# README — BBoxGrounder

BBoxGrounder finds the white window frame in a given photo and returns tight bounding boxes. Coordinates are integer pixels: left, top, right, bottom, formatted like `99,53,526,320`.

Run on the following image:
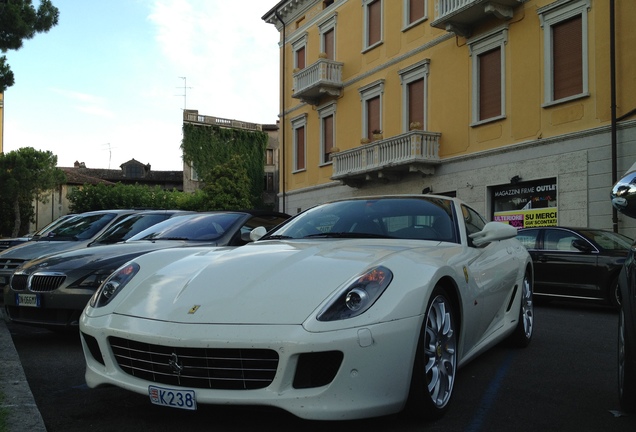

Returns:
318,103,337,165
291,114,307,173
538,0,590,106
190,163,199,182
402,0,428,31
359,80,385,137
468,26,508,126
291,32,308,70
318,12,338,59
399,59,430,132
362,0,383,52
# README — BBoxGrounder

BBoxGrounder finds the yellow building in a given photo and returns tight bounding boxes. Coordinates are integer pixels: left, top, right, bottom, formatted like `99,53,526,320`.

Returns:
263,0,636,236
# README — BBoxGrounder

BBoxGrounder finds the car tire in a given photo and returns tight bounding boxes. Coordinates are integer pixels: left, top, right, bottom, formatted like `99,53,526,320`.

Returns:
405,287,457,420
619,307,636,413
507,270,534,348
610,277,621,309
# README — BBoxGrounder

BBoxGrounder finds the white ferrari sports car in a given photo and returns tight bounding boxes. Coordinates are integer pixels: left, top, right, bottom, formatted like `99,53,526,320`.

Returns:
80,195,534,421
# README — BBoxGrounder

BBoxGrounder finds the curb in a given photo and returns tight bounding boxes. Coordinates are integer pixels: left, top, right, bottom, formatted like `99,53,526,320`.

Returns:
0,308,47,432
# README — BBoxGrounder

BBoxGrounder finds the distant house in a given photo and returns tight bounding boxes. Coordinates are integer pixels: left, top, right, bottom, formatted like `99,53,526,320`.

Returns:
31,159,183,231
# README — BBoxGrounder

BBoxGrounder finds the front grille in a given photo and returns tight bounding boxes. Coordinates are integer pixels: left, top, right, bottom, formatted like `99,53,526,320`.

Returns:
11,273,66,292
5,305,81,326
109,337,279,390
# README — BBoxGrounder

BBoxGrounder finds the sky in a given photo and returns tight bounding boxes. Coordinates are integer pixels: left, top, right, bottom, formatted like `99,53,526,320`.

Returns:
3,0,281,171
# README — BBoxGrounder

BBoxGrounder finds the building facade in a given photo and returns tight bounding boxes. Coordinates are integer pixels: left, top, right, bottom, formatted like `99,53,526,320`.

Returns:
263,0,636,237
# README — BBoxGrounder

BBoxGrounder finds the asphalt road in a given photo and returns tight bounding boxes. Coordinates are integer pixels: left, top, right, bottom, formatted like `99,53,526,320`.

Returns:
7,302,636,432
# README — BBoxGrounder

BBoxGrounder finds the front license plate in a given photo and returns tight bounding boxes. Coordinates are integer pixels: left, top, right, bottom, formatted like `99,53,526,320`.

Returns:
148,385,197,411
16,293,40,307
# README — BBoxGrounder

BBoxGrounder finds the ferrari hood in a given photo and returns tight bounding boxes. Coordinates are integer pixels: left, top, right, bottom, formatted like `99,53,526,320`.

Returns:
113,240,443,325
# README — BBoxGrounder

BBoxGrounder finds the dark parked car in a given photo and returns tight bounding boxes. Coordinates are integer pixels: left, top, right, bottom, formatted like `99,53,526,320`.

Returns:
3,210,289,329
0,210,140,289
611,163,636,413
0,214,76,251
517,226,632,308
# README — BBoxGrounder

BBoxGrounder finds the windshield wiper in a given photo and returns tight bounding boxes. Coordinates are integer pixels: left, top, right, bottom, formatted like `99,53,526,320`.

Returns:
264,235,293,240
303,232,391,239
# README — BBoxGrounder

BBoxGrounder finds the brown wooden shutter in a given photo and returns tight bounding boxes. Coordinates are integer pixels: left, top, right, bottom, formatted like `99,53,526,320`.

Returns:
296,46,306,70
323,114,334,161
408,78,424,127
367,96,380,138
479,47,501,121
552,15,583,100
296,126,305,170
368,0,381,46
409,0,425,24
324,29,334,60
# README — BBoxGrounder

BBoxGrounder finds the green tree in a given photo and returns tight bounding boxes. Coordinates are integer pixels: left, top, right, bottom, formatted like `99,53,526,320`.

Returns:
202,155,253,210
0,0,59,92
181,124,267,208
0,147,66,236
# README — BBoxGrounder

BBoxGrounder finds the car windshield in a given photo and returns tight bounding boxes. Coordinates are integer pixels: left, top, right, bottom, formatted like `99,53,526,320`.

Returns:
128,213,243,242
266,197,458,242
578,229,633,250
39,213,118,241
91,213,175,245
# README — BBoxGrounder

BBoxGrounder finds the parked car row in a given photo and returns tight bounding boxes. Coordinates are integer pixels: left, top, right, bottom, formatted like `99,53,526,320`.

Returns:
2,209,289,329
4,176,636,421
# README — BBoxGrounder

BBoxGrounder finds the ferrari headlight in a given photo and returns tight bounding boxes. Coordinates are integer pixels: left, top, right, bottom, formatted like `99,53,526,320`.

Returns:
317,266,393,321
89,263,139,308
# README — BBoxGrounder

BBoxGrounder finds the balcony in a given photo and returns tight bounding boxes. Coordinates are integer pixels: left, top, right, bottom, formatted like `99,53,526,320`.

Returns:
292,58,344,105
183,110,262,132
331,131,441,188
431,0,527,37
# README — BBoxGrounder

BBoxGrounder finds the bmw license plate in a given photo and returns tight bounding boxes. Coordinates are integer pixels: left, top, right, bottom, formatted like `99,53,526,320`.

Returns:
16,293,40,307
148,385,197,411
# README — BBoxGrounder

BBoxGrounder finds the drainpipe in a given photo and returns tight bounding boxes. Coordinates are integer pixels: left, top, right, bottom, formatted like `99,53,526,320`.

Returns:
610,0,618,232
275,8,286,214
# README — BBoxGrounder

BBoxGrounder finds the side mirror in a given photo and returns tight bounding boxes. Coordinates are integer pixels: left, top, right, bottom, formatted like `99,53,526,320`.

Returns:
250,226,268,242
469,222,518,247
611,162,636,219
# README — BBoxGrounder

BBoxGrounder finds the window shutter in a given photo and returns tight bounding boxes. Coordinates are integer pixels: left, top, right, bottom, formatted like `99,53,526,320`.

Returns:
324,29,334,60
552,15,582,100
367,96,380,138
323,115,334,161
368,0,381,46
296,126,305,170
479,47,501,121
409,0,425,24
296,46,306,70
408,78,424,127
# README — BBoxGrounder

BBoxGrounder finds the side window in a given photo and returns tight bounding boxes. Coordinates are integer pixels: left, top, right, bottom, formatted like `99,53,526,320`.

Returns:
462,205,486,247
517,230,540,250
543,229,582,251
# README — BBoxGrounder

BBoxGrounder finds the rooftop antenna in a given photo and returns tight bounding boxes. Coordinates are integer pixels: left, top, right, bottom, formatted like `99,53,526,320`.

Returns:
177,77,192,110
100,143,114,169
